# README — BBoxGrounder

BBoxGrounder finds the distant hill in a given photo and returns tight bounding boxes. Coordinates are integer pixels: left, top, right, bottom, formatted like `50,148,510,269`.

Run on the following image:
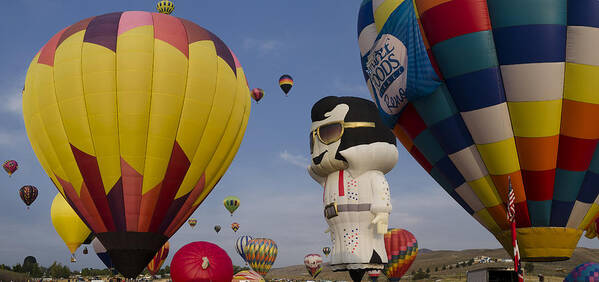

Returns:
265,247,599,281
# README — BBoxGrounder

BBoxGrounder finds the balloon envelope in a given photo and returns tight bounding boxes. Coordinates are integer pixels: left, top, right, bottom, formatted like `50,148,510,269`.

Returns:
170,241,233,282
214,225,221,233
224,196,240,215
565,263,599,282
250,88,264,102
23,11,250,277
278,75,293,95
304,254,323,278
3,160,18,176
147,241,169,275
232,270,264,281
322,247,331,257
19,185,37,208
244,238,277,276
231,222,240,232
235,235,253,263
188,218,197,228
383,229,418,280
357,0,599,261
51,193,91,254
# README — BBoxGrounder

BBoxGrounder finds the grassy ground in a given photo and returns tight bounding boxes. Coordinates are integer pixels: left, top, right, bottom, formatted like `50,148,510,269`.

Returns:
0,269,30,282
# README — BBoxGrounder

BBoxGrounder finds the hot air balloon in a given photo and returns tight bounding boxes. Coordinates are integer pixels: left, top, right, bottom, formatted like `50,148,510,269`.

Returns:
232,270,264,281
214,225,221,234
156,0,174,15
250,88,264,103
23,256,37,267
147,241,169,275
367,270,381,282
322,247,331,257
244,238,277,276
92,238,114,271
231,222,240,233
19,185,38,209
51,193,92,256
224,196,240,216
188,218,197,228
3,160,18,176
235,235,253,263
83,247,89,255
278,75,293,95
358,0,599,262
170,241,234,282
304,254,323,279
383,229,418,281
23,10,250,277
565,263,599,282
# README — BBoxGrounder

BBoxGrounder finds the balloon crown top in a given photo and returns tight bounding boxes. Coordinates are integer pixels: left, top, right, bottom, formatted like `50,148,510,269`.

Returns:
156,0,174,15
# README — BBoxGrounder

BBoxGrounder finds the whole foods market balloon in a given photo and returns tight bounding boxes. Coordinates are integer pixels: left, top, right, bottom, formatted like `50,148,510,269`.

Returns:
244,238,277,276
383,229,417,281
51,193,92,255
224,196,240,216
251,88,264,103
357,0,599,261
3,160,18,176
214,225,221,234
278,75,293,95
23,11,250,277
304,254,322,278
19,185,38,209
188,218,197,228
147,241,169,275
235,235,252,263
322,247,330,257
564,262,599,282
170,241,234,282
231,222,240,233
232,270,264,281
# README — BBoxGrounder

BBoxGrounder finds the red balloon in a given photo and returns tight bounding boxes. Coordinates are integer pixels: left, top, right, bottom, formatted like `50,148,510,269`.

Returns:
170,241,233,282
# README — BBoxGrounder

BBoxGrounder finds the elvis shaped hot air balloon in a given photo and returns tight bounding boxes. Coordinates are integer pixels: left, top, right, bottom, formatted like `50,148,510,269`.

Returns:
308,96,397,279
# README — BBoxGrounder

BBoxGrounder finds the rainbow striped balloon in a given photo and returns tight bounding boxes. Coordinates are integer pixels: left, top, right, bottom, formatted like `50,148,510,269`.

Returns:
383,228,418,281
146,241,169,275
243,238,278,276
358,0,599,262
278,74,293,95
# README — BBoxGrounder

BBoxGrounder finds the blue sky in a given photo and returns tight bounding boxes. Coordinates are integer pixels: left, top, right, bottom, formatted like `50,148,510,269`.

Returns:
0,0,597,271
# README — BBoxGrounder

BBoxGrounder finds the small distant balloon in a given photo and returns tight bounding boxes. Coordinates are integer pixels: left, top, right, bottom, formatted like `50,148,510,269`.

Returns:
156,0,174,15
250,88,264,103
304,254,323,278
19,185,38,209
224,196,240,216
214,225,221,234
279,75,293,95
231,222,240,233
3,160,18,176
322,247,330,257
188,218,197,228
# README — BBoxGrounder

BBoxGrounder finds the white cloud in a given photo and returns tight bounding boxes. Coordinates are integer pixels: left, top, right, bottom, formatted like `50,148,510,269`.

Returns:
243,37,284,55
280,150,309,168
3,94,23,115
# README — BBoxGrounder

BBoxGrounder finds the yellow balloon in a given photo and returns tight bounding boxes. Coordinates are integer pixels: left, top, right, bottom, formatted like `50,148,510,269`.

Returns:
51,193,91,254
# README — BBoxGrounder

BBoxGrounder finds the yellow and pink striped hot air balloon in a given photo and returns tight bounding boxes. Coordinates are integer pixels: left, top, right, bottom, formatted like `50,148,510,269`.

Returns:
23,11,250,277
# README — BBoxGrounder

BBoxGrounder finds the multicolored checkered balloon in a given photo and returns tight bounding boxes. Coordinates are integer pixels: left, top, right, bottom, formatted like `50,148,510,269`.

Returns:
243,238,278,276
